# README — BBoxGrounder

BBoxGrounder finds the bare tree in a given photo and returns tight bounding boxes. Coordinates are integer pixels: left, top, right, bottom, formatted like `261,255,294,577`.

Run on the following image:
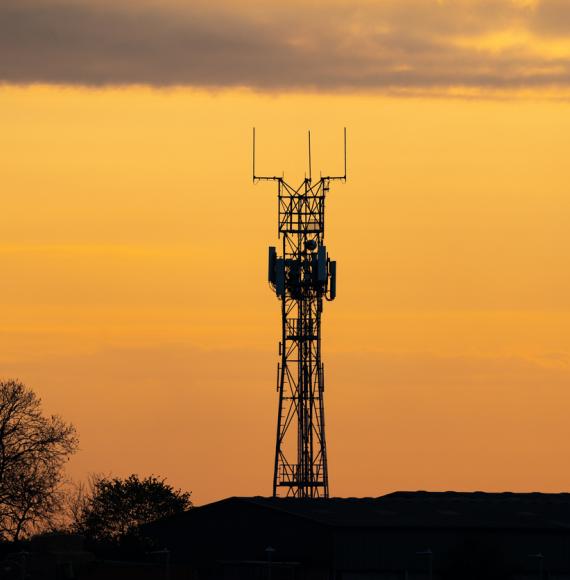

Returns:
0,379,78,540
66,473,101,533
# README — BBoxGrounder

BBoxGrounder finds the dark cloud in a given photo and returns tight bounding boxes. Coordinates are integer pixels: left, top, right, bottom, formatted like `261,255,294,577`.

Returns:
531,0,570,35
1,0,570,91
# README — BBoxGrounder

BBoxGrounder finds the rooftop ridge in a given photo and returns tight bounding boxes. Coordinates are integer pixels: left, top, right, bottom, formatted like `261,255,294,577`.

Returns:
237,490,570,502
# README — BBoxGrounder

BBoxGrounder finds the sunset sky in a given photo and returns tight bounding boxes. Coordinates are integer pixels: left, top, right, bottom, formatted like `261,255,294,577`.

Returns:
1,0,570,505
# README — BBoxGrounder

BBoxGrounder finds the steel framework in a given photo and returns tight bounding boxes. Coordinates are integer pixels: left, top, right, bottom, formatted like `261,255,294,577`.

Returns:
254,129,346,498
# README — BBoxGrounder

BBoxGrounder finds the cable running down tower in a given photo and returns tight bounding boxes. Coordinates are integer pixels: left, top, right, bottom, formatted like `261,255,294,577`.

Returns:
254,129,347,498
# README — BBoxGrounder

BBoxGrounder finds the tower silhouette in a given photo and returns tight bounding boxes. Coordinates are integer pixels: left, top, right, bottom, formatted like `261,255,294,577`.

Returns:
254,129,347,498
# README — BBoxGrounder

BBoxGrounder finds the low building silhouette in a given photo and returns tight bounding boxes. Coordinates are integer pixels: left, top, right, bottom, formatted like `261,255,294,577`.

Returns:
145,491,570,579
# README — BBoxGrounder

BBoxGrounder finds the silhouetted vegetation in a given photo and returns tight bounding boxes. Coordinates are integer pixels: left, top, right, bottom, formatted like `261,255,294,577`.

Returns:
70,473,192,554
0,379,78,541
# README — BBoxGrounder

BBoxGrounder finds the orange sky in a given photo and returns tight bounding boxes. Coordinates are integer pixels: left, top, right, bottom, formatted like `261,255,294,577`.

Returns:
1,85,569,504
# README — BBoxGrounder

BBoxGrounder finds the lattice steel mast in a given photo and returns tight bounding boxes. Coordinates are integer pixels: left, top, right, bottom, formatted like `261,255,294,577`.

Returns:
254,129,347,498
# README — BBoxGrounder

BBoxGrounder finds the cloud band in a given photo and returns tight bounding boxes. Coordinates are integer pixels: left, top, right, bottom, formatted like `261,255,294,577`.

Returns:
1,0,570,91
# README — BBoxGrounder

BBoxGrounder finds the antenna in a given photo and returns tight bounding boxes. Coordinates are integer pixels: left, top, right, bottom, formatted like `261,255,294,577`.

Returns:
253,127,347,182
344,126,347,180
321,127,347,181
308,130,312,183
252,127,281,182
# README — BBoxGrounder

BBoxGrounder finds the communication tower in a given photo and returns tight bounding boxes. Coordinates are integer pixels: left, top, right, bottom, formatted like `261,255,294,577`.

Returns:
253,129,347,498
